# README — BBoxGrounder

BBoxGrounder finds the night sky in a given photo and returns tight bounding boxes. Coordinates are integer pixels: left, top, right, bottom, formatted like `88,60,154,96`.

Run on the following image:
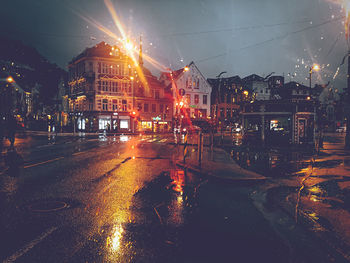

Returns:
0,0,348,90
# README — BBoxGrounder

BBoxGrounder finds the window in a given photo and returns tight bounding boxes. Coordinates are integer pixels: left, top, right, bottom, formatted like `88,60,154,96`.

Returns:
137,103,142,111
89,100,93,111
102,99,108,111
120,120,129,129
220,108,224,118
98,62,101,73
186,94,191,104
226,108,231,118
152,104,156,113
122,100,127,111
226,94,230,104
112,99,118,111
194,94,199,104
144,103,149,112
99,118,111,130
155,90,160,99
160,104,164,113
203,95,207,105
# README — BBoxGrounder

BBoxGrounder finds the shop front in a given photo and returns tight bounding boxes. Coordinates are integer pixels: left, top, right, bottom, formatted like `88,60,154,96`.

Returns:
139,119,171,133
242,100,315,146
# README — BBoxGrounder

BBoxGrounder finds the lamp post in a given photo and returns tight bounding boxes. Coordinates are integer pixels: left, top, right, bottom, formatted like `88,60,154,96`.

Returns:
345,1,350,148
216,71,227,142
309,64,320,89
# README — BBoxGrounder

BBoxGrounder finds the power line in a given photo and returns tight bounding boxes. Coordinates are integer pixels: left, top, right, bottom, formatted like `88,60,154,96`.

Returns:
158,19,312,38
196,16,344,64
325,32,342,59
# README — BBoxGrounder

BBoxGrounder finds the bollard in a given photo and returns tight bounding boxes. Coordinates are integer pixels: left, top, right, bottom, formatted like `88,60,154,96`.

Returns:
198,131,203,167
183,132,188,164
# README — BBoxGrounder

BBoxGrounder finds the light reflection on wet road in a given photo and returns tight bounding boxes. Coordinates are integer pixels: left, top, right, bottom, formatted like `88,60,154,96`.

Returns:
232,133,350,260
1,132,350,262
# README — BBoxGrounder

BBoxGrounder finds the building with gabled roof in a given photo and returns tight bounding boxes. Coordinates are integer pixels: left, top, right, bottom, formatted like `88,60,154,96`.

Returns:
160,61,212,129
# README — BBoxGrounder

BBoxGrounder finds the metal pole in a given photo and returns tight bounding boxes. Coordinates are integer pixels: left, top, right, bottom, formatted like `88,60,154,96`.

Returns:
345,51,350,149
183,132,188,164
309,69,312,89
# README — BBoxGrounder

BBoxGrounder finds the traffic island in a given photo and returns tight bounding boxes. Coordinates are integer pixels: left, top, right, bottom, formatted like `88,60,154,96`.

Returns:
175,146,266,184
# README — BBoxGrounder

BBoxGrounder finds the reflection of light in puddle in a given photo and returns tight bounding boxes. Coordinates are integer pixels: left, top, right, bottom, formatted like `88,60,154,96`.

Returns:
308,186,323,195
307,212,319,220
310,195,320,202
107,224,124,252
177,194,183,205
120,135,129,142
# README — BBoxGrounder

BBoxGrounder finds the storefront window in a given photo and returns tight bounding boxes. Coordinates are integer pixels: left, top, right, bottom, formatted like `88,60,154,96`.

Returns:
120,120,129,129
99,118,111,130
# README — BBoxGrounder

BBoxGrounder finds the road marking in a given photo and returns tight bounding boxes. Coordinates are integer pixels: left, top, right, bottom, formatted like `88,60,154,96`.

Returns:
153,207,163,225
36,144,53,149
72,151,85,156
24,157,64,169
159,139,167,143
3,226,58,263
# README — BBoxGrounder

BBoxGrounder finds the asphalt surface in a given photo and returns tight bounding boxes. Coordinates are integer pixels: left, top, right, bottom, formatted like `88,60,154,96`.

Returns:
0,132,349,262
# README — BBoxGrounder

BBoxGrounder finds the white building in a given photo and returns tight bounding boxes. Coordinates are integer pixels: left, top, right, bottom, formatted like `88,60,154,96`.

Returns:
242,74,270,101
160,61,211,121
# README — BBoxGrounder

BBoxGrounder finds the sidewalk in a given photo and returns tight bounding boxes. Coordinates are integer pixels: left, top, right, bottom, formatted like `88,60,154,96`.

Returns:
175,145,266,183
25,130,137,137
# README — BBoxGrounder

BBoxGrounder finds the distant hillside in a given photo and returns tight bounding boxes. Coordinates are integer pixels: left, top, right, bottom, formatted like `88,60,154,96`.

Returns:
0,37,67,104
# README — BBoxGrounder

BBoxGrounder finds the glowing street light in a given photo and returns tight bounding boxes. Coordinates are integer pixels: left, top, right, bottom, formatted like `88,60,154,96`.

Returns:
125,41,133,51
6,76,14,83
184,66,189,72
309,63,320,89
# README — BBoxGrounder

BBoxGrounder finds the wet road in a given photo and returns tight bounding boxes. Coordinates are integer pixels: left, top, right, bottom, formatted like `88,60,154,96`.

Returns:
0,132,347,262
231,132,350,261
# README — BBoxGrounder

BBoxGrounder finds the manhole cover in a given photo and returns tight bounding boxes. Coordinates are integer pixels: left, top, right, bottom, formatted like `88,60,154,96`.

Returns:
28,201,69,212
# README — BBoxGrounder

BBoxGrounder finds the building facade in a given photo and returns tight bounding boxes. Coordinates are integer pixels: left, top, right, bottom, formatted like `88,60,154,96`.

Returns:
160,62,211,128
134,67,173,133
68,41,172,133
242,74,270,101
208,75,248,127
68,42,140,132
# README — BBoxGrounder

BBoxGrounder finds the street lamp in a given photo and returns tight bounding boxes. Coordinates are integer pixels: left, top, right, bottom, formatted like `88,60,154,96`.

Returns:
6,76,14,83
309,64,320,89
345,0,350,148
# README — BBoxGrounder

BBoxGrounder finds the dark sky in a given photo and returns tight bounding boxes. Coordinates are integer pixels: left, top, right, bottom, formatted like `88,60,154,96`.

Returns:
0,0,348,90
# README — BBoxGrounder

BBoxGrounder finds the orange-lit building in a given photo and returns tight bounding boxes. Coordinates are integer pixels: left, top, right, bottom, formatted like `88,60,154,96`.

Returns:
68,41,172,133
134,66,173,133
